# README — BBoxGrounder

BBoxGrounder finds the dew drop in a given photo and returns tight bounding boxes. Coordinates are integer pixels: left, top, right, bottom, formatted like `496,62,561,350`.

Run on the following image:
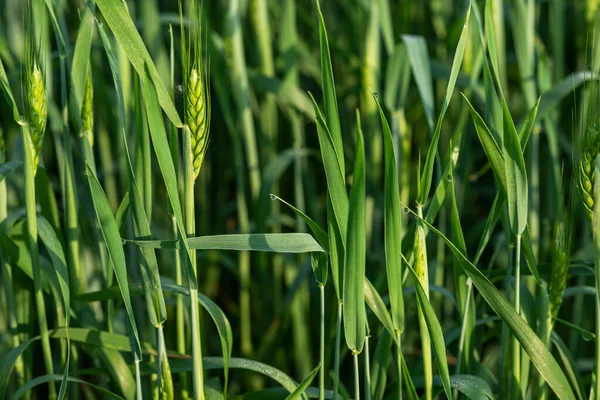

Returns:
177,84,184,94
446,175,452,182
121,239,126,245
404,207,410,214
373,92,379,99
269,194,277,201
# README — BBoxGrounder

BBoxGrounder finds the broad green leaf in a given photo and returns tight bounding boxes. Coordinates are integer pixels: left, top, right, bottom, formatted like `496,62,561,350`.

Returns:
407,209,576,400
416,4,471,205
94,0,182,127
406,263,452,399
343,112,366,354
375,94,404,335
284,364,320,400
86,165,142,361
125,233,325,253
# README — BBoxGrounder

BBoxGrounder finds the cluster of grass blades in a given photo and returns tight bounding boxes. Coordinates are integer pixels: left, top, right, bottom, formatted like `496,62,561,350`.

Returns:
2,0,600,399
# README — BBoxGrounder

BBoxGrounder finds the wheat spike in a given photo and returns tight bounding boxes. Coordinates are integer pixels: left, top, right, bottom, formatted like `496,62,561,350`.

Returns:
185,67,210,180
577,124,600,223
81,66,94,147
27,62,47,174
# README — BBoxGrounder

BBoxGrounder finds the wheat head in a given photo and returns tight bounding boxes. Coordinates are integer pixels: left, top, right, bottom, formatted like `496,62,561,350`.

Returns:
185,67,210,180
27,62,47,174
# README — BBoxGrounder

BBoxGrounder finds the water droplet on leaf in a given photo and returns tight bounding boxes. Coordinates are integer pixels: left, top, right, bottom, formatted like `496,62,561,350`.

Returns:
404,207,410,214
269,194,277,201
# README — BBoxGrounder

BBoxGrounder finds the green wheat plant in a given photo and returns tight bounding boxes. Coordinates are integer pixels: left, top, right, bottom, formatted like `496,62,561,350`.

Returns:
3,0,600,399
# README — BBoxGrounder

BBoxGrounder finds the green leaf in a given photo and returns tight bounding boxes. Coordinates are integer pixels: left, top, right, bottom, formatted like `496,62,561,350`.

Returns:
551,332,585,400
406,263,452,399
402,35,434,134
343,112,366,354
501,96,528,235
364,278,398,347
375,94,404,336
315,0,344,175
447,375,494,400
284,364,320,400
0,338,38,399
86,165,142,361
416,4,471,205
69,0,95,130
94,0,182,127
125,233,325,253
406,209,576,400
309,94,348,243
141,62,195,289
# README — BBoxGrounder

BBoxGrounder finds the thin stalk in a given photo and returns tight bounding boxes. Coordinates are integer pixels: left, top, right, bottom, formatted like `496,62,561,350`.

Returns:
512,234,522,399
135,360,142,400
333,301,342,399
593,156,600,399
320,285,325,400
183,128,204,400
396,333,402,400
354,353,360,400
364,336,371,400
23,125,56,399
175,216,188,398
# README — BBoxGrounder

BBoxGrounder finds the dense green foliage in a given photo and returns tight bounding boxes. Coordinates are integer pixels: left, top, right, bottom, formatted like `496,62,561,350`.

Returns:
1,0,600,399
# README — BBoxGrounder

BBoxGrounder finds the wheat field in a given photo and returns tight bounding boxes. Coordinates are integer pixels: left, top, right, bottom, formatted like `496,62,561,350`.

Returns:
0,0,599,399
